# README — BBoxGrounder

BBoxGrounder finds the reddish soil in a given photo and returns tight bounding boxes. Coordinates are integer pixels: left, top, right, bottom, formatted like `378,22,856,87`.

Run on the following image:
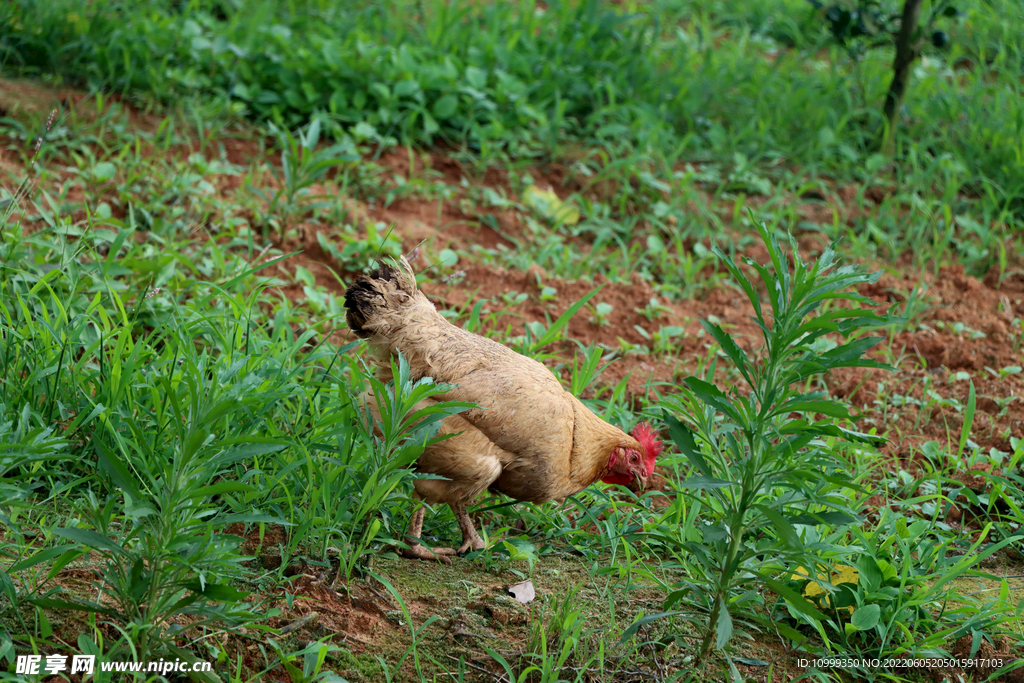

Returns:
368,196,515,252
837,265,1024,457
223,523,388,652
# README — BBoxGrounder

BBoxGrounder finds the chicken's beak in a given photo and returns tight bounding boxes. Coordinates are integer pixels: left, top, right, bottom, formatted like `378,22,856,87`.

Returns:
634,470,649,491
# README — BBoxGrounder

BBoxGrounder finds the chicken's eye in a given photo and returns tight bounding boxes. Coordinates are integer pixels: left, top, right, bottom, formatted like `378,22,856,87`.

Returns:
630,453,638,464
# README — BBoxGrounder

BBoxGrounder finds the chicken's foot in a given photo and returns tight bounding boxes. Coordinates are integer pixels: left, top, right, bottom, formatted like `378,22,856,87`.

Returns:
401,504,456,564
452,502,486,555
402,543,456,563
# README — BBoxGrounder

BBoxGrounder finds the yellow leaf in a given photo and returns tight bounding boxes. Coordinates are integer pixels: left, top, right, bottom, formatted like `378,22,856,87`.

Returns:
794,564,859,614
522,184,580,226
831,564,859,586
803,582,826,598
789,565,812,582
794,565,828,599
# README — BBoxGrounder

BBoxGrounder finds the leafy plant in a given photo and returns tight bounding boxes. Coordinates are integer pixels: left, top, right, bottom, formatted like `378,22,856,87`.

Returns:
247,117,358,240
518,287,604,361
24,317,298,665
266,640,348,683
315,221,403,274
2,0,1023,678
634,324,685,356
566,343,614,396
488,585,602,683
635,297,671,322
782,512,1018,672
627,222,895,667
331,353,474,580
0,404,71,525
589,302,613,327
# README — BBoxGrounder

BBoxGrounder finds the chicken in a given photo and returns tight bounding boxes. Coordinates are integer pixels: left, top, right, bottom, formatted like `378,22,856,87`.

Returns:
344,256,662,561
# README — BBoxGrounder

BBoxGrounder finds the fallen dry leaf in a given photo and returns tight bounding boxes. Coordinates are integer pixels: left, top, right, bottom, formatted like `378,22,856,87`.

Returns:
508,580,536,604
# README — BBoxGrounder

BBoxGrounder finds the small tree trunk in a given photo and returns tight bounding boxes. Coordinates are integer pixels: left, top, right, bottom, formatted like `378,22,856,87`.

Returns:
881,0,924,151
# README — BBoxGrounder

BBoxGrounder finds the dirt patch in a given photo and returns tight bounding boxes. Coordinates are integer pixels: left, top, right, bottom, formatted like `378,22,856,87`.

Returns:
366,196,514,253
0,77,167,136
223,522,288,556
371,145,512,190
937,634,1024,682
0,146,23,179
425,263,761,345
269,222,354,299
268,574,387,650
418,261,772,399
832,265,1024,459
0,77,81,119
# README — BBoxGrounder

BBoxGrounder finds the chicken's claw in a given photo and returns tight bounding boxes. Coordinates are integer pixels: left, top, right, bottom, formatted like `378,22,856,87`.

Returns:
401,543,456,564
452,503,486,556
456,537,486,555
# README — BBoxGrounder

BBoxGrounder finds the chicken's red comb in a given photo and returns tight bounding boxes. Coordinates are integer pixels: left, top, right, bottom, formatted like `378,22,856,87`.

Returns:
631,422,663,477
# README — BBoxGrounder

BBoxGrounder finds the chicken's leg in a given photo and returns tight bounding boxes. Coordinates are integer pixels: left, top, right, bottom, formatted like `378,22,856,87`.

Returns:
452,502,486,555
401,500,456,563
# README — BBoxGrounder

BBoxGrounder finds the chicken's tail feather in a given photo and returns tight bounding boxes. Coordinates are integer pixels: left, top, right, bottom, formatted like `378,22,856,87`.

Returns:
344,256,419,338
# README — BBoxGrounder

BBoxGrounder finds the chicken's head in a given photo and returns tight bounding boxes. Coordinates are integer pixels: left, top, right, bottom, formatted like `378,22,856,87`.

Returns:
601,422,663,489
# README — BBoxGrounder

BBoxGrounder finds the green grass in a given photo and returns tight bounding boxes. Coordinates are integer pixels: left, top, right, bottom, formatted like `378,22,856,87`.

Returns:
2,0,1024,681
3,0,1024,274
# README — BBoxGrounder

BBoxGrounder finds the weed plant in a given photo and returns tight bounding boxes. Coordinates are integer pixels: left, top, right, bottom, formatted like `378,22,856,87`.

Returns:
0,203,472,677
633,221,896,667
246,118,359,240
